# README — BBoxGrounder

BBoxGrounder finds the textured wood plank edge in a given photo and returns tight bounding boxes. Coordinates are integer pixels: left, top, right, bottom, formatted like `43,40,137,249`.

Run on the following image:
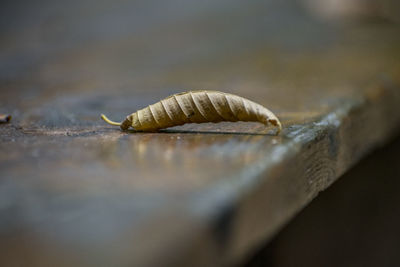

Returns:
169,79,400,267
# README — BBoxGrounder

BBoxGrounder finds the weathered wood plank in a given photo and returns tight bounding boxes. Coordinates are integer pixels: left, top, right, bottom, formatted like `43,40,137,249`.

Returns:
1,1,400,266
245,135,400,267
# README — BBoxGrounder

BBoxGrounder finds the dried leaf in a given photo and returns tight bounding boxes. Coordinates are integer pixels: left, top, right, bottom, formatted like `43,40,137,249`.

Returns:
101,91,282,134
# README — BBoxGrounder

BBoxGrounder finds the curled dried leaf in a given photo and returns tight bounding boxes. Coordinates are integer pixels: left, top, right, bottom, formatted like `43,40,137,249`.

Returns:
101,90,282,134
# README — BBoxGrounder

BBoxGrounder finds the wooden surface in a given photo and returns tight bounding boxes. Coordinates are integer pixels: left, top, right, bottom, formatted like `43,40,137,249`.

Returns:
1,1,400,266
246,136,400,267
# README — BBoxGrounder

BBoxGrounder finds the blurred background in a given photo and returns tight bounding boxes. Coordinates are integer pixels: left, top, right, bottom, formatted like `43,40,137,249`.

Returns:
1,0,400,128
2,0,399,101
1,0,400,266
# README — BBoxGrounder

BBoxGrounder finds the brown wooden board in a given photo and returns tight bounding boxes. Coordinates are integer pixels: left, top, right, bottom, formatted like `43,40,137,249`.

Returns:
1,1,400,266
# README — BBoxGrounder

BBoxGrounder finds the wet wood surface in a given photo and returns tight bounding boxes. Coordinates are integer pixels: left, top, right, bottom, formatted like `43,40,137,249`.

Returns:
1,1,400,266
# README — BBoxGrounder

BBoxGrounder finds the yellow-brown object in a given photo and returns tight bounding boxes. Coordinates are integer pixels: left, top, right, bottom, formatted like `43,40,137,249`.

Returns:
101,91,282,134
0,114,11,123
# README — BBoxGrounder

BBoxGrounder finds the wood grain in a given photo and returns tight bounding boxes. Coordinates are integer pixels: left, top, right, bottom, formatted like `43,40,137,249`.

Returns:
0,1,400,267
